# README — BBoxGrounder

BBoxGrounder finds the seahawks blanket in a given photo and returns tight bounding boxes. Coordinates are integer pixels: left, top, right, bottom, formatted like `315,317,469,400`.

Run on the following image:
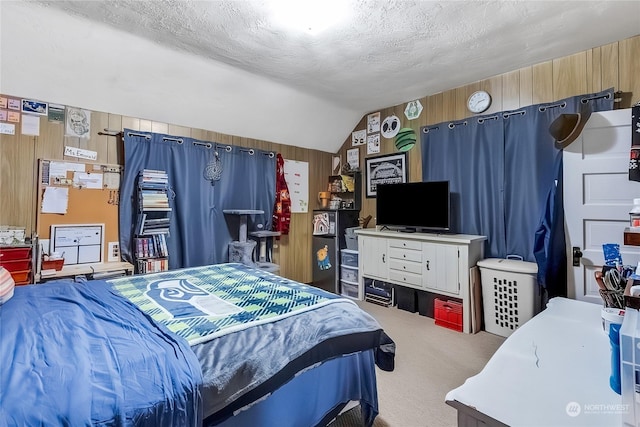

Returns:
108,263,350,345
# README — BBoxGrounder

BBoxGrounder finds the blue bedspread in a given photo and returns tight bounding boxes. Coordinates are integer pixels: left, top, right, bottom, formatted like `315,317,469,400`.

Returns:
0,280,203,427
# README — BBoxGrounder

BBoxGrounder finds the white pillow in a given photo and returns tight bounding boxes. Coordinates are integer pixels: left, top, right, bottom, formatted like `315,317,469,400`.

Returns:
0,266,15,304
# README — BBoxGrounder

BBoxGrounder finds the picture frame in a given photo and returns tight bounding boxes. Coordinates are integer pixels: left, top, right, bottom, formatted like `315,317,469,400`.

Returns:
365,152,408,198
21,99,48,116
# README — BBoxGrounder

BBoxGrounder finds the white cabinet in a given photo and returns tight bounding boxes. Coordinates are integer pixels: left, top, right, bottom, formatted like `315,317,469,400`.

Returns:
422,242,459,294
359,235,388,280
355,229,486,333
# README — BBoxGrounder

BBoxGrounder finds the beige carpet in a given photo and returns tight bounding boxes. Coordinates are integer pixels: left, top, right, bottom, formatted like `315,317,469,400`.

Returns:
330,300,505,427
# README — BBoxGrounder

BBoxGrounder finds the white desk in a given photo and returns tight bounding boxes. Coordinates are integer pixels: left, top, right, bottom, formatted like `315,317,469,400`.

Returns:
446,297,623,426
38,261,134,282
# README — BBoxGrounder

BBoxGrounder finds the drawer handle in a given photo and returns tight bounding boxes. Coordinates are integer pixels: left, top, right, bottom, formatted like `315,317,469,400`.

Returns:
403,254,406,258
382,254,386,263
426,260,430,271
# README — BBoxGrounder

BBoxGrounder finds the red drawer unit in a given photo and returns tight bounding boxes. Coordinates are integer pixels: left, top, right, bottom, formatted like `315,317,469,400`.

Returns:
0,246,33,285
0,259,31,272
0,247,31,261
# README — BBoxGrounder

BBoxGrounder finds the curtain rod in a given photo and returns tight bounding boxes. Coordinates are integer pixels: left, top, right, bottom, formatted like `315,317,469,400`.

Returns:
126,131,151,140
503,110,526,119
539,102,566,112
162,136,183,144
98,128,122,136
582,92,611,103
448,120,467,129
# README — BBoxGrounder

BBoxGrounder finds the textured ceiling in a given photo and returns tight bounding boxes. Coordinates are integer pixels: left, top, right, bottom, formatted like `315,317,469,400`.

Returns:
6,1,640,152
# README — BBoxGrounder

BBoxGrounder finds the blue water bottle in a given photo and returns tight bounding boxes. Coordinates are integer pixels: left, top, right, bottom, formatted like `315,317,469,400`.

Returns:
610,323,622,394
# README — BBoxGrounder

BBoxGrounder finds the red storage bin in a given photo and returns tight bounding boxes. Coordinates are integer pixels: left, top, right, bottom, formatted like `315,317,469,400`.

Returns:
0,259,30,272
434,298,463,332
0,247,31,261
10,270,31,284
42,259,64,271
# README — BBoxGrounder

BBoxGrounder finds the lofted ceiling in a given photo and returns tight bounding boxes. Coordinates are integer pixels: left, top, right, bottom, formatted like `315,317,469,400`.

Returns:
1,1,639,153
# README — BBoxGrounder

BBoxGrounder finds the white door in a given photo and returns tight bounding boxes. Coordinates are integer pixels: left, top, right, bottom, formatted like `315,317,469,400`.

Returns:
564,108,638,304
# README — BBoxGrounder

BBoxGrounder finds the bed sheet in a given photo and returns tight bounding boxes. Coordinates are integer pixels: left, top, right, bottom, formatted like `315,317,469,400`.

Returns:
0,280,203,427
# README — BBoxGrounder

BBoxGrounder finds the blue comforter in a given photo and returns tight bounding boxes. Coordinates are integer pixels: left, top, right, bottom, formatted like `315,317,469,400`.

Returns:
0,280,203,427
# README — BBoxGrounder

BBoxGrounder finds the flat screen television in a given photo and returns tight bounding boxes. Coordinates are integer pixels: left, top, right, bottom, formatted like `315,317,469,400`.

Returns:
376,181,450,232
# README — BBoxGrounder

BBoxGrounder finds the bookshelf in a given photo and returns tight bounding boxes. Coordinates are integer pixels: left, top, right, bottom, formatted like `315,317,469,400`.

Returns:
133,169,171,274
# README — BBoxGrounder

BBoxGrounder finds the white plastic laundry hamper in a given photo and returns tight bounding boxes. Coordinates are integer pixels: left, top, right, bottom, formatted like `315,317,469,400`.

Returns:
477,258,540,338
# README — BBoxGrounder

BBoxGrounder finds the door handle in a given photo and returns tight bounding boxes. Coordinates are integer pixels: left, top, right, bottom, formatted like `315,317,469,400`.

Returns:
572,247,583,267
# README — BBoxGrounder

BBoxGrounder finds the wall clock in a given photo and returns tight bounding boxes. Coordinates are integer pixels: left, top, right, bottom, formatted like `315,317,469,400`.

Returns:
467,90,492,114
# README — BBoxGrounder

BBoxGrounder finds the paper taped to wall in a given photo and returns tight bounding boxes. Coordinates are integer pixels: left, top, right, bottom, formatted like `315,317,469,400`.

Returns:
42,187,69,214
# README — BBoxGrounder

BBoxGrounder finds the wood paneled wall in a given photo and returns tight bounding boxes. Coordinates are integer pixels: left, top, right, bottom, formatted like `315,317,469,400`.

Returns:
1,35,638,283
337,35,640,225
0,111,333,283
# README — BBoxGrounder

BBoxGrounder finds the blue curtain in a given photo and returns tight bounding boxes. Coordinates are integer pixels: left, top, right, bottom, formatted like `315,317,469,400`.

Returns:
420,116,506,258
421,88,614,297
119,130,276,269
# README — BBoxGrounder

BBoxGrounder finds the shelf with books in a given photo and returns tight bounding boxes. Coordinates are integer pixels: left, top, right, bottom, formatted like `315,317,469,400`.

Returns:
133,169,172,274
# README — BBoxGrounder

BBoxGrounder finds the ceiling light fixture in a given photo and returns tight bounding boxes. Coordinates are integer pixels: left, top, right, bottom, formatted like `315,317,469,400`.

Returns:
269,0,348,35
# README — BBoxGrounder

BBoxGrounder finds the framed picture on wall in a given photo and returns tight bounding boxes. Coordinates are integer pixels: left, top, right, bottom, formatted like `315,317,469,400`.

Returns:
365,152,408,198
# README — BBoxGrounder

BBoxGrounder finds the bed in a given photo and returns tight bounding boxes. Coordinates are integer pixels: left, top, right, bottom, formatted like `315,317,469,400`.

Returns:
0,263,395,426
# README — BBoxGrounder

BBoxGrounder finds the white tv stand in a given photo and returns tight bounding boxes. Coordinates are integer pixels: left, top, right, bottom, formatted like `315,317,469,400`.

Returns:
354,228,486,333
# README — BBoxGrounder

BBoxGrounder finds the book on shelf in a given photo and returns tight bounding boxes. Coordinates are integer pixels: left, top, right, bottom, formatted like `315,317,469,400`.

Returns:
145,218,170,225
139,182,169,191
135,213,145,235
142,228,170,235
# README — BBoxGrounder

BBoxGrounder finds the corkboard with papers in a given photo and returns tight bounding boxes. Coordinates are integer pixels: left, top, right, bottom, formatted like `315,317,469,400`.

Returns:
36,159,122,261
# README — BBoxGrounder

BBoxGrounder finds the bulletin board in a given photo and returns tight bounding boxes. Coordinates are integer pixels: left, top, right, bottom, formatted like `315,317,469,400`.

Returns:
36,159,122,262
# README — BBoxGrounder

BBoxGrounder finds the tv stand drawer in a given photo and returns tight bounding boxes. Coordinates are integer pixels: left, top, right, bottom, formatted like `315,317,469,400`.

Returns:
388,239,421,251
389,269,422,287
388,247,421,262
389,259,422,274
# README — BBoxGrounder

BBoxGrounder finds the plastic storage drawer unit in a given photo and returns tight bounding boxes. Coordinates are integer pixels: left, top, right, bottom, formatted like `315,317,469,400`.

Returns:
477,258,540,338
340,249,359,267
340,280,359,299
340,265,358,283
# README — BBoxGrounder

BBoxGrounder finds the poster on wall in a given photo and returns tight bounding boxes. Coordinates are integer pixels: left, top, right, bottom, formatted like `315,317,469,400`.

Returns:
346,148,360,171
352,129,366,146
365,152,408,198
367,133,380,154
65,107,91,138
283,159,309,213
21,114,40,136
404,100,423,120
367,112,380,134
21,99,48,116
